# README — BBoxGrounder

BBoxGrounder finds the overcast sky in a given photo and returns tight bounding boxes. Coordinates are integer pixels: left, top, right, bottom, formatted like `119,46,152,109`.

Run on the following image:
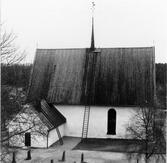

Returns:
2,0,167,63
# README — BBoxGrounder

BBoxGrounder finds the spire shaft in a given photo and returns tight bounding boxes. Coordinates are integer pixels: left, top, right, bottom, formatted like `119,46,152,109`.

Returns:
90,17,95,50
90,2,95,51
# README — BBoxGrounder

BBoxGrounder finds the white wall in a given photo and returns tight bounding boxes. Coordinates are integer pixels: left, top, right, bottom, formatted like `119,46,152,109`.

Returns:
9,105,138,148
48,124,65,147
9,132,48,148
9,122,65,148
88,106,136,138
55,105,138,139
8,107,49,148
31,135,47,148
54,105,85,137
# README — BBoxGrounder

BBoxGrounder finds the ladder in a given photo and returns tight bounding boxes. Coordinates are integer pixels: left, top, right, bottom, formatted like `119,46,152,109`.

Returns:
82,105,91,139
81,50,99,139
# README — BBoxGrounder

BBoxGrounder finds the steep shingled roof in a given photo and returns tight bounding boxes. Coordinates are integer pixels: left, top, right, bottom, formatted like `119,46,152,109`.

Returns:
27,47,155,106
40,100,66,128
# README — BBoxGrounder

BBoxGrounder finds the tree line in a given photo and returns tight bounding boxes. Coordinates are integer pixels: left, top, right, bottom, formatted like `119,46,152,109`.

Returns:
156,63,167,109
1,63,32,90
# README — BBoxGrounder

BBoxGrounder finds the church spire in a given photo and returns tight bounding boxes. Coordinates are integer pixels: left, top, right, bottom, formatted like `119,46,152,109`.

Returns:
90,2,95,51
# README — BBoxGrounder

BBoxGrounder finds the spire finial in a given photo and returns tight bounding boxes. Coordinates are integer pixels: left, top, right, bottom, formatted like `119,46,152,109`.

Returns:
90,2,95,51
91,2,95,17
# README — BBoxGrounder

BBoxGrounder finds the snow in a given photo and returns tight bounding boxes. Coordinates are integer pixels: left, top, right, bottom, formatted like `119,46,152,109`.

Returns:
10,137,165,163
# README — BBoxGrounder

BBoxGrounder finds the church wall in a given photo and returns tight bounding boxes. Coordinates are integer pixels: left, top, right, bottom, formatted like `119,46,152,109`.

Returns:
54,105,85,137
88,106,137,138
55,105,138,139
48,124,65,147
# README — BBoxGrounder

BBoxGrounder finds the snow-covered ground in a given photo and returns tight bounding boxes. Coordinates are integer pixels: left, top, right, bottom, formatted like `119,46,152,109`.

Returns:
13,149,135,163
11,137,165,163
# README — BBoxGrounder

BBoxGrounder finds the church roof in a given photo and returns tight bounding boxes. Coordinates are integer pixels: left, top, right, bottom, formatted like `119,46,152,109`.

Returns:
27,47,155,106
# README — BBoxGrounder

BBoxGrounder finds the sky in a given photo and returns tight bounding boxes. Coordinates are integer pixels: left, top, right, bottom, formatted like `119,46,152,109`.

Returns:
2,0,167,63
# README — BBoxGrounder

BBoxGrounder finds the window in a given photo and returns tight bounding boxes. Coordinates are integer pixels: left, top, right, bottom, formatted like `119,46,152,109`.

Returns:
107,109,116,135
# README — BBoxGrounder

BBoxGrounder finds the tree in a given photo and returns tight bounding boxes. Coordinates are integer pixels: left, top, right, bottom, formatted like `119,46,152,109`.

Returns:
1,64,32,89
1,86,25,162
1,26,27,130
0,28,25,65
1,28,26,134
0,27,27,162
1,86,26,134
126,103,166,163
156,63,167,109
8,106,48,146
1,87,48,162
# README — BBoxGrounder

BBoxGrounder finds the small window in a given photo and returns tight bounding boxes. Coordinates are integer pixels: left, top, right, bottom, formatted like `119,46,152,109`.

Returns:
107,109,116,135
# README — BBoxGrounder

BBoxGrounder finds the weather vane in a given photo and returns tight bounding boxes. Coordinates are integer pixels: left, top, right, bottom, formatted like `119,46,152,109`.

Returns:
91,2,95,17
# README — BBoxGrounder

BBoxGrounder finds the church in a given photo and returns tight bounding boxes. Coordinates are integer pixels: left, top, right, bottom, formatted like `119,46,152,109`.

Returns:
24,10,156,148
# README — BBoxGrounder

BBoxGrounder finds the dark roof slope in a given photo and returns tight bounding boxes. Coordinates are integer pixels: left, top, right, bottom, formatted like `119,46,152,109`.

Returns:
27,47,155,106
40,99,66,128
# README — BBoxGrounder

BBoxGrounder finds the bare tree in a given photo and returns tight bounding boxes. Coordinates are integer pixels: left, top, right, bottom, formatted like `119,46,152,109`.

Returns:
1,105,48,162
0,28,26,65
1,87,25,162
1,26,26,133
1,87,48,162
126,103,166,163
8,105,48,145
0,26,28,162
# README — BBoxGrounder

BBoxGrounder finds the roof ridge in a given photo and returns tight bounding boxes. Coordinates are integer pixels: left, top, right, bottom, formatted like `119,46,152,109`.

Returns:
36,46,154,51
